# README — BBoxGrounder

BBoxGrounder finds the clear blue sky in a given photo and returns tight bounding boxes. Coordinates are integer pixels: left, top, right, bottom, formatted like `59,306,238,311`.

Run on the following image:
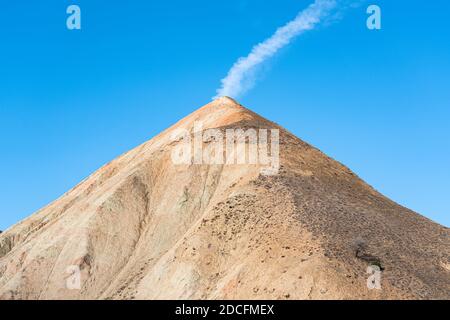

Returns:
0,0,449,230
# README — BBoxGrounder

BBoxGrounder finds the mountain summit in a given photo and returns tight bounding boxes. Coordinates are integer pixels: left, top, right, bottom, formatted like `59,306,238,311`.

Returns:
0,99,448,299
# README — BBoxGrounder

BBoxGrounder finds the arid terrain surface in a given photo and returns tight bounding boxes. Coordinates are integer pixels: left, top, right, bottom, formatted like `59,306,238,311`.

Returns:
0,97,449,300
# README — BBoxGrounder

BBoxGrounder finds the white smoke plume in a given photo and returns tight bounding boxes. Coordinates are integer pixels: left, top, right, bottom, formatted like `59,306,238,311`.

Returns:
214,0,338,99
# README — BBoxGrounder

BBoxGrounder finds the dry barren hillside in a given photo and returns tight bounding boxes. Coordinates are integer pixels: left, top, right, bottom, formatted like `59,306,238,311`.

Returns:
0,97,448,300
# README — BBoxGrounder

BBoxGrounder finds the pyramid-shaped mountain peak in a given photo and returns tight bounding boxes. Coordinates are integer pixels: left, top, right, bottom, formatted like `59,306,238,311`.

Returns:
0,99,448,300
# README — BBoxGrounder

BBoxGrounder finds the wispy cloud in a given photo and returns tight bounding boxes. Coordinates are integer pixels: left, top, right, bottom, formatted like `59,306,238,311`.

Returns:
214,0,339,99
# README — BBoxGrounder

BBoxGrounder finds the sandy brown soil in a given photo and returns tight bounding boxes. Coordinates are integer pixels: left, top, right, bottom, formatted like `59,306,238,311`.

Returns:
0,97,448,300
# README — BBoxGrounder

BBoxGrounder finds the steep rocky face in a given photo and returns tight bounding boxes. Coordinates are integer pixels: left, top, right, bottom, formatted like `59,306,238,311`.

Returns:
0,97,448,300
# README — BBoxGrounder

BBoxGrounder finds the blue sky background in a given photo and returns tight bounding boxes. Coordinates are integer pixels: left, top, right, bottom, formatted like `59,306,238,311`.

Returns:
0,0,449,230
